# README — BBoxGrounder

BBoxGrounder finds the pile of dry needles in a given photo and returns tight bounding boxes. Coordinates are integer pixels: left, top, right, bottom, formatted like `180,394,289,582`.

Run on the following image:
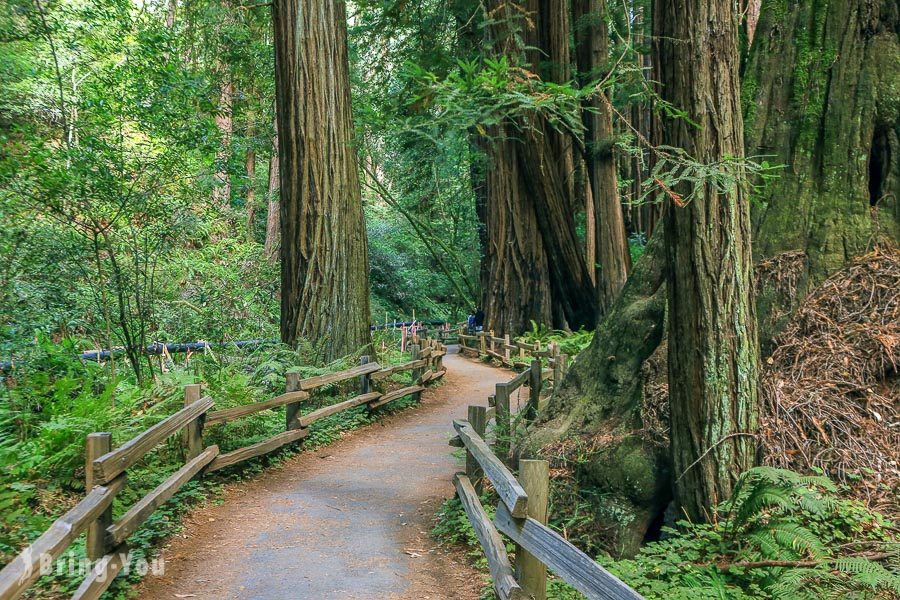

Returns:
761,248,899,515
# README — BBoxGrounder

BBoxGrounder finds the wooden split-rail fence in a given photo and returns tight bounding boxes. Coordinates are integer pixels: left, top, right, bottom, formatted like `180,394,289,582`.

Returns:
458,330,569,383
0,337,448,600
450,338,642,600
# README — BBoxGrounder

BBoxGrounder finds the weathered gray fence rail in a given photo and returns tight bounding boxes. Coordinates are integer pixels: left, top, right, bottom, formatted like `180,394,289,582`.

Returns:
449,360,642,600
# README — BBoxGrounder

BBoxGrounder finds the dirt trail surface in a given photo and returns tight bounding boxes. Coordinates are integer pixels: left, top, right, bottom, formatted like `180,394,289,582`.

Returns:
138,349,513,600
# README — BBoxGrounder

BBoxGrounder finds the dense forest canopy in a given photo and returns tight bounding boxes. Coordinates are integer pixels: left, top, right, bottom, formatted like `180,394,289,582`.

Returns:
0,0,486,368
0,0,898,597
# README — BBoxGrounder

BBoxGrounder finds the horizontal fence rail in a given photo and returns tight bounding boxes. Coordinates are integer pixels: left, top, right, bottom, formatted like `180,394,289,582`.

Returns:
0,336,449,600
449,362,643,600
457,329,568,384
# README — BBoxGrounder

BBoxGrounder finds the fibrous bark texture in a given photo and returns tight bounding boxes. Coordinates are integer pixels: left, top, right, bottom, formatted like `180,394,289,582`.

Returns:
478,0,597,333
273,0,371,359
744,0,899,345
264,133,280,260
573,0,631,312
656,0,761,522
478,134,554,334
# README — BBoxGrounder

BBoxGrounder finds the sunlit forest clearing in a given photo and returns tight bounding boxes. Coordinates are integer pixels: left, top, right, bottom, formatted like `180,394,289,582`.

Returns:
0,0,897,598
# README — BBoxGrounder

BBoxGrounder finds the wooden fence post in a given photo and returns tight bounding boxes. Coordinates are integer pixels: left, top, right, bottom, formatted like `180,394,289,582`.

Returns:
466,405,487,494
410,344,422,402
559,353,568,380
517,459,550,600
503,334,511,364
285,372,301,430
495,382,511,465
182,384,203,461
552,343,562,384
359,355,371,394
85,432,112,560
526,359,542,421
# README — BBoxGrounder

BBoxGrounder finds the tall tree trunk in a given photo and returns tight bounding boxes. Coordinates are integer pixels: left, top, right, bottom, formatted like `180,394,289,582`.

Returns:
573,0,631,313
245,145,256,239
272,0,371,359
584,170,597,285
534,0,576,207
478,134,554,334
212,80,234,211
627,0,662,242
264,133,280,260
478,0,597,332
516,129,598,329
743,0,899,346
166,0,177,29
656,0,761,521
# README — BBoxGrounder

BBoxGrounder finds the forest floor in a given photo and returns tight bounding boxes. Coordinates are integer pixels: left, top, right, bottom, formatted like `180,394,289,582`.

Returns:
136,348,513,599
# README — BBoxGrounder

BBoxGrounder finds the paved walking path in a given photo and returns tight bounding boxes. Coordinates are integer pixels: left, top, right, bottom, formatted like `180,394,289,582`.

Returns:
137,349,514,599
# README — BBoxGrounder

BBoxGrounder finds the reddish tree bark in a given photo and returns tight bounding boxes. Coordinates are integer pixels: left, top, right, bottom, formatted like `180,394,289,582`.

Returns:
272,0,371,358
656,0,761,521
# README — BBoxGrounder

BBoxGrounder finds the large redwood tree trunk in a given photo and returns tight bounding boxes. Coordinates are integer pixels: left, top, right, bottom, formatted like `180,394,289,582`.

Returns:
478,0,597,333
743,0,899,346
478,134,554,334
272,0,371,359
655,0,761,522
573,0,632,312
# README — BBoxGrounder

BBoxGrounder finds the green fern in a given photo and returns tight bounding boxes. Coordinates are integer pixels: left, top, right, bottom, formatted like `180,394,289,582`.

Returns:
601,467,899,599
771,521,827,558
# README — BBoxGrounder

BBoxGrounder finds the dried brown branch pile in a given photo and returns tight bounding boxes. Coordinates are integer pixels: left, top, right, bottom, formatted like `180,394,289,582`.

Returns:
761,247,899,515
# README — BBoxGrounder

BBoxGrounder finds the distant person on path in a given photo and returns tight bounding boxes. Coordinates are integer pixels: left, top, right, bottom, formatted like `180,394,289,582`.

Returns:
466,312,476,334
474,307,485,332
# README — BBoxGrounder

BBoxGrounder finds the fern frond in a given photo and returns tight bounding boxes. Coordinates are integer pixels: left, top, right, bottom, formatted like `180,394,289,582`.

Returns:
831,556,886,575
779,525,825,558
769,567,823,599
736,486,795,526
747,530,782,558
